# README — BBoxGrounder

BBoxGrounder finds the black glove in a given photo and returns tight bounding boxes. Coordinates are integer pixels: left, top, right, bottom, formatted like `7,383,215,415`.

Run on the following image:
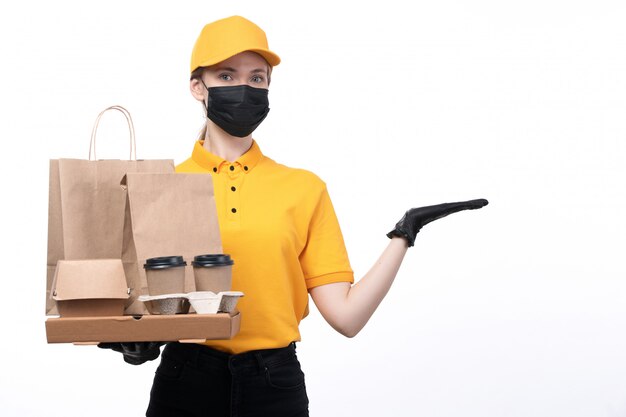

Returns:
387,198,488,247
98,342,165,366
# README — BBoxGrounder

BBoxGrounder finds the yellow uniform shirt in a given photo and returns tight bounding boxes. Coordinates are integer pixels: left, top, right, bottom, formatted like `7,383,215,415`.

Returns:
176,140,354,354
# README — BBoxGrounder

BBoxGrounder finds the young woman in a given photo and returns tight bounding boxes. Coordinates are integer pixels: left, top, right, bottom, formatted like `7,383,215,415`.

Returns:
101,15,488,417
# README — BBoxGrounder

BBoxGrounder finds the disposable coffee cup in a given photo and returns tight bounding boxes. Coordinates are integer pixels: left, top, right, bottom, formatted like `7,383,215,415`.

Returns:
143,256,187,296
192,254,234,293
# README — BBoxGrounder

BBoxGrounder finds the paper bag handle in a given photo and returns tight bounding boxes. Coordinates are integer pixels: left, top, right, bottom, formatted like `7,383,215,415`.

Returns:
89,105,137,161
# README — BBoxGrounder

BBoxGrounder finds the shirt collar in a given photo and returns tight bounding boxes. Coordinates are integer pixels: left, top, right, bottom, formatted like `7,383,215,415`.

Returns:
191,140,264,174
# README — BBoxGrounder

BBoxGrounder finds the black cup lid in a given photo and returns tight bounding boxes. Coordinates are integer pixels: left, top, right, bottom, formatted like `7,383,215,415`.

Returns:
192,254,234,267
144,256,187,270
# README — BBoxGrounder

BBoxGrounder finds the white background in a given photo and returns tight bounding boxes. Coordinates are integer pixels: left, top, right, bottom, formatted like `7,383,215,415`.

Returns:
1,1,626,416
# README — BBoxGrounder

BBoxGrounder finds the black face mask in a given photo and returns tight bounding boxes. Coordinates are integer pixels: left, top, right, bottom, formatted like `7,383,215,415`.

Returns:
203,83,270,138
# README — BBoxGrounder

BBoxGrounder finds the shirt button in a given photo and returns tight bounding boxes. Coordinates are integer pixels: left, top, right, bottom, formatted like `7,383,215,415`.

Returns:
244,166,249,171
231,186,236,192
229,165,235,171
231,208,237,213
212,167,217,172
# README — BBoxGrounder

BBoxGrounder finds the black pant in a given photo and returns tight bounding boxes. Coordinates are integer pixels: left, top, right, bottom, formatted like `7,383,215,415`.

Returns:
146,342,309,417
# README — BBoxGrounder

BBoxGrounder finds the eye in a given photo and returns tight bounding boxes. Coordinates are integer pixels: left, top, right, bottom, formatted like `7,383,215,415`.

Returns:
251,75,264,84
219,73,233,81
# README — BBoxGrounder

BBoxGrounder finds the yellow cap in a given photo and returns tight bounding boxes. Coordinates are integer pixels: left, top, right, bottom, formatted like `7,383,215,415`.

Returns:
190,16,281,74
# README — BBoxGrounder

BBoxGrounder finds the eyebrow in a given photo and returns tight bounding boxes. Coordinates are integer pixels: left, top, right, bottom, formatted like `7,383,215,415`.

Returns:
212,66,237,72
210,66,268,74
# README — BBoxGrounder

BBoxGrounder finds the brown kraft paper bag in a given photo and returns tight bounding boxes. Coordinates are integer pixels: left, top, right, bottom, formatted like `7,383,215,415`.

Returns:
122,172,222,315
46,106,174,315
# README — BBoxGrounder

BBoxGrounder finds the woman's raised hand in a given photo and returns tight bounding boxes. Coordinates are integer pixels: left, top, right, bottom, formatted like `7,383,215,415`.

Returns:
387,199,489,247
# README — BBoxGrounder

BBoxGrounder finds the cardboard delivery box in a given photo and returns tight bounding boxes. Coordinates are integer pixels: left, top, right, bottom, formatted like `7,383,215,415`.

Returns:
45,311,241,344
52,259,129,318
